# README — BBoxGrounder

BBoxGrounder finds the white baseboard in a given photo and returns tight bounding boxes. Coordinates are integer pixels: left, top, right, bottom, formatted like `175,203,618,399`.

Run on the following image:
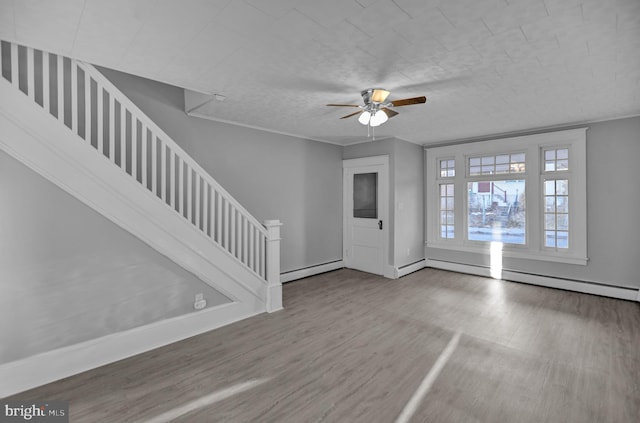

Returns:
396,260,427,278
280,260,344,283
0,301,260,399
425,259,639,301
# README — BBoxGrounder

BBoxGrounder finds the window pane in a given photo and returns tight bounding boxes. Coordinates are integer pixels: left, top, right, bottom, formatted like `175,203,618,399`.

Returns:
510,162,525,173
556,196,568,213
467,180,526,244
511,153,525,163
545,214,556,230
545,231,556,247
556,179,568,195
446,184,454,196
545,161,555,171
446,211,454,224
557,148,569,159
470,157,481,166
557,160,568,170
353,173,377,218
544,180,556,195
482,165,494,174
557,231,569,248
470,166,481,175
481,156,494,165
545,150,556,160
496,155,509,164
557,214,569,230
545,197,556,212
496,163,510,174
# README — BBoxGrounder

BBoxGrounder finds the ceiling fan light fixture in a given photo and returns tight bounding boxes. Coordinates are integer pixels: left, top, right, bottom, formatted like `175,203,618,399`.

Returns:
369,110,388,127
358,110,371,125
371,89,390,103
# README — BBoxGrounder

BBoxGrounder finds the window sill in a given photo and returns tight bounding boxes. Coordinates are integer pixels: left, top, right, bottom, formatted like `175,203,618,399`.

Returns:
425,242,588,266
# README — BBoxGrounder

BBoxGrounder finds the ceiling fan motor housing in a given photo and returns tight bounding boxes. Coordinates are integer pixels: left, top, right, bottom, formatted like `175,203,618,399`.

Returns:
361,88,390,105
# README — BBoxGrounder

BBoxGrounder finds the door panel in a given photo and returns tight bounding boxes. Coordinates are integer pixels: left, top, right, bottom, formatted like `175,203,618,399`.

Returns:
343,156,388,276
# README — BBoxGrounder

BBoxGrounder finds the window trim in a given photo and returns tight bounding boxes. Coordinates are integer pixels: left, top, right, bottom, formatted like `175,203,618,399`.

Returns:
425,128,588,265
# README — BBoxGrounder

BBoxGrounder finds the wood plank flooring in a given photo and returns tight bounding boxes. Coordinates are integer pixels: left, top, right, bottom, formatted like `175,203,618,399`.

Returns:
5,268,640,422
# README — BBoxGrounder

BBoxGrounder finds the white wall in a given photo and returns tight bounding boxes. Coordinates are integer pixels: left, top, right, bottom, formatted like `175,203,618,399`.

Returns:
98,67,344,274
0,151,229,365
425,116,640,289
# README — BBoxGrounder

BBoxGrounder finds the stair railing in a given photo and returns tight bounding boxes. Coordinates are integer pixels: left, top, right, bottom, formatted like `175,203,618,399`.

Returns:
0,40,281,306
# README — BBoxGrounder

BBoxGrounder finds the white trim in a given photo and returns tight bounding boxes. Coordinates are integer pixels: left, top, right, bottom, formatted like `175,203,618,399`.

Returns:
0,78,269,308
425,259,639,301
425,242,588,265
425,128,588,266
280,260,344,283
0,301,260,398
420,114,640,147
636,289,640,302
383,265,397,279
396,260,427,278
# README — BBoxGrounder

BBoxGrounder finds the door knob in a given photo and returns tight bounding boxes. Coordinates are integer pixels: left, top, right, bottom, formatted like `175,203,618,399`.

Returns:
378,220,383,230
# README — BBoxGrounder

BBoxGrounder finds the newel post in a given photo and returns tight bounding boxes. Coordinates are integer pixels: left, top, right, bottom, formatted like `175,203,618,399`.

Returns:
264,219,283,313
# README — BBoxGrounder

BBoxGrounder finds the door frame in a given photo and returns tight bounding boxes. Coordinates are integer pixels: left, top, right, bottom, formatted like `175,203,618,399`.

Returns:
343,155,390,276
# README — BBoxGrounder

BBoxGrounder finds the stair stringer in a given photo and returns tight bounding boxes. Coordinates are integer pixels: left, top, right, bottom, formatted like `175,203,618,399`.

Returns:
0,77,268,313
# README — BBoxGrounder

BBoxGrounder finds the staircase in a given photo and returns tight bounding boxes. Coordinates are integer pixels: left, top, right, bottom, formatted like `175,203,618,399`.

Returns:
0,40,282,395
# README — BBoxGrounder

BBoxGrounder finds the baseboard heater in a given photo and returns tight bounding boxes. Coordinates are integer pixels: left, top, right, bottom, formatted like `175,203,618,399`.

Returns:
280,260,344,283
425,258,639,302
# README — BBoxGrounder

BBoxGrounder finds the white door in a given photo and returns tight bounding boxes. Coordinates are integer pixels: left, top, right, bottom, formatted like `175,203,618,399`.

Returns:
343,156,389,276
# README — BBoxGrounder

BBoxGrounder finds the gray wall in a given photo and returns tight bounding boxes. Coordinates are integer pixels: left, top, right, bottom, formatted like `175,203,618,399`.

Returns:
0,151,229,364
426,116,640,289
343,137,425,269
98,68,344,273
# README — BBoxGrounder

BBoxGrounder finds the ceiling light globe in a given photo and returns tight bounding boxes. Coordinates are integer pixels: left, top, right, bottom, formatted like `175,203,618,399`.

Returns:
358,111,371,125
369,110,388,127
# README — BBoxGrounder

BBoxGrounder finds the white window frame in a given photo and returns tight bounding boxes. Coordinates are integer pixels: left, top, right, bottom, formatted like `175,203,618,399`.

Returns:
425,128,587,265
436,156,456,240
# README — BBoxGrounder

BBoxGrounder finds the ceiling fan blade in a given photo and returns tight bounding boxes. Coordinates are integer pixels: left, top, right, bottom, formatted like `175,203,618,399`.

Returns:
390,96,427,107
381,108,399,118
340,110,363,119
326,103,361,107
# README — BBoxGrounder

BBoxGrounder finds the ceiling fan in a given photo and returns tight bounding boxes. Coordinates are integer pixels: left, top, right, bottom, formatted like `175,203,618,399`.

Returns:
327,88,427,127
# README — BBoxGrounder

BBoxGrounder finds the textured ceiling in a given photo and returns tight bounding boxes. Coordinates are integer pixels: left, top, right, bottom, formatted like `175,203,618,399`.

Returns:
1,0,639,145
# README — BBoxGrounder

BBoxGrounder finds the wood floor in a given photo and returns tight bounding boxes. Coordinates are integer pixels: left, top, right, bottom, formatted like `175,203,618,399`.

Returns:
6,268,640,422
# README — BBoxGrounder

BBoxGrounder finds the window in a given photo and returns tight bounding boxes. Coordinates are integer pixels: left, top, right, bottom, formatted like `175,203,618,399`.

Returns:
353,173,377,218
440,184,454,238
440,159,455,177
468,153,525,175
425,128,587,265
543,179,569,248
438,158,455,239
468,180,526,244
